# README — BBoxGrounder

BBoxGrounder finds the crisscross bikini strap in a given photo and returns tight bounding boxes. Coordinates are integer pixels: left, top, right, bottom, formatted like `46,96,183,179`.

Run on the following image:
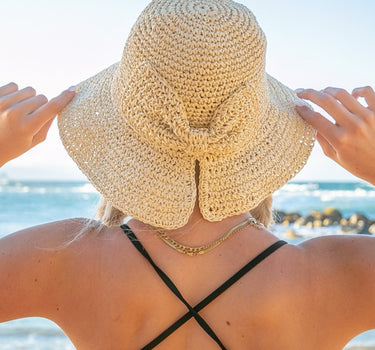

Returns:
121,224,227,350
149,239,288,347
121,224,287,350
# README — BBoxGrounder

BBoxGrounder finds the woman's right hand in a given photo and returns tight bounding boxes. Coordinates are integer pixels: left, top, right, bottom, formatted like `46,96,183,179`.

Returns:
295,86,375,186
0,82,75,167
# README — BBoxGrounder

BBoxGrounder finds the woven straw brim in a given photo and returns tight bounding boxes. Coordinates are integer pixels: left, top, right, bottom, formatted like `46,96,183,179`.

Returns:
58,63,316,229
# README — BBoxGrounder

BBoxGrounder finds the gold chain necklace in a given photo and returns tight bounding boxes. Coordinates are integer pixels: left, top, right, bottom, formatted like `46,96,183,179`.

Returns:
151,216,264,256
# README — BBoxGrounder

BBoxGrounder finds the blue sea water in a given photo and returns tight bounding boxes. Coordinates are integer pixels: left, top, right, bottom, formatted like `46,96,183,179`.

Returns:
0,179,375,349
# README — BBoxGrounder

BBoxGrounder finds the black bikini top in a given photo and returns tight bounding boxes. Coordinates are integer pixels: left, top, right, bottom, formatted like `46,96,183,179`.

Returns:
121,224,287,350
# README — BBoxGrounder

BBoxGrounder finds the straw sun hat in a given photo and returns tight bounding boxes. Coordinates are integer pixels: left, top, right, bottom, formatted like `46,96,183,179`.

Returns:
58,0,316,229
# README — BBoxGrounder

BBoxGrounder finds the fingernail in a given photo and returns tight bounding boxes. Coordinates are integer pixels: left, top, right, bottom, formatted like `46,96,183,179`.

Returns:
294,99,306,108
295,88,305,94
68,85,77,92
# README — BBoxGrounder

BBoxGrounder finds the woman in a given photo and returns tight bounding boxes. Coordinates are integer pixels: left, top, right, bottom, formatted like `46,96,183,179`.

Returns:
1,0,375,349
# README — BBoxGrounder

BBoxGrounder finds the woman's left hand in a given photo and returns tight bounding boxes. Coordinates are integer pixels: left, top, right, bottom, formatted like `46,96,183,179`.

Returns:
0,82,75,167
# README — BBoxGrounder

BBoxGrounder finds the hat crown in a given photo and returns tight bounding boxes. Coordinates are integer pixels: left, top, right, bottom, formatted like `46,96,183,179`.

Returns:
58,0,316,229
126,0,266,121
111,0,268,156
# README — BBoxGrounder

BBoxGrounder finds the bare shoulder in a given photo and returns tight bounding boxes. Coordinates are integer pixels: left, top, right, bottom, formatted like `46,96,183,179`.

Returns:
298,234,375,330
0,218,102,322
0,218,134,323
298,234,375,285
1,217,97,246
299,233,375,268
6,217,130,268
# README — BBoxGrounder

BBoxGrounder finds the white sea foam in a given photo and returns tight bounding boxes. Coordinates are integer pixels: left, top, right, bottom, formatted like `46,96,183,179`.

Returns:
319,189,375,201
0,182,97,195
70,183,96,193
279,183,320,192
0,178,9,186
277,188,375,200
0,318,75,350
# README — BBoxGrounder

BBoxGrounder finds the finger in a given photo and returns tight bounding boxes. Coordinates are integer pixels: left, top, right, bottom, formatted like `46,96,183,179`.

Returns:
0,82,18,97
10,94,48,117
352,86,375,110
323,87,370,117
0,86,36,111
32,118,55,146
316,132,338,162
296,88,356,126
295,104,340,145
27,89,76,133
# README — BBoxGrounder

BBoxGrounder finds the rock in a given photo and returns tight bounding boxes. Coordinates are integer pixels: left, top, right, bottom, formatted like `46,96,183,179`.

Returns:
282,212,301,225
277,209,374,232
369,223,375,235
357,220,369,232
323,207,342,224
294,217,304,227
345,213,371,234
322,218,333,226
295,215,315,228
310,211,323,220
285,229,302,239
358,223,371,235
340,219,359,233
313,220,323,228
340,218,348,226
349,213,369,226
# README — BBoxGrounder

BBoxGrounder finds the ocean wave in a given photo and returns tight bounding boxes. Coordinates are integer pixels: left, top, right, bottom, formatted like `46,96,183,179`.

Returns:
278,183,320,192
0,326,65,337
0,182,97,195
0,179,9,186
309,189,375,200
275,188,375,200
319,189,375,201
69,183,96,193
279,182,375,195
0,336,75,350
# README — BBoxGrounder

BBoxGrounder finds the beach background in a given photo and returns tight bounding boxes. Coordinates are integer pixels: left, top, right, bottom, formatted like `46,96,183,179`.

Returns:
0,0,374,348
1,179,375,349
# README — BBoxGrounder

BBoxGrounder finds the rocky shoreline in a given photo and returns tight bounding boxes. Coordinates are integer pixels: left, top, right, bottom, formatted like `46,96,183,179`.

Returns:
274,207,375,238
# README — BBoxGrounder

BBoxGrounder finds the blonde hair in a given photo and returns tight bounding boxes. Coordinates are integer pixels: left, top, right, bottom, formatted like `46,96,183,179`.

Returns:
97,197,127,226
97,195,275,228
250,195,274,228
55,194,274,250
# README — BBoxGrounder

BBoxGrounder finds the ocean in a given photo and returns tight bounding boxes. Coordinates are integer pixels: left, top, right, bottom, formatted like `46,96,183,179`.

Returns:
0,179,375,349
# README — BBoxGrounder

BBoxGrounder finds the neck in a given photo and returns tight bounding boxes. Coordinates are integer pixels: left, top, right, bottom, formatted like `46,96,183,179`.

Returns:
130,199,253,246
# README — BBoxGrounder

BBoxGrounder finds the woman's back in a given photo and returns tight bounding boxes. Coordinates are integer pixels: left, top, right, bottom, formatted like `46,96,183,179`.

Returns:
34,219,374,350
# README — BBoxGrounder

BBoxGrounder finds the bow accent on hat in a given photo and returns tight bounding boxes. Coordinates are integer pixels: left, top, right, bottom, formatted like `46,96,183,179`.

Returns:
111,60,268,158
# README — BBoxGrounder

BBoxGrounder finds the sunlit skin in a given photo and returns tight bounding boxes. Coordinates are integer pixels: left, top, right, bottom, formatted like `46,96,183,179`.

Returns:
296,86,375,186
0,82,375,349
0,82,76,167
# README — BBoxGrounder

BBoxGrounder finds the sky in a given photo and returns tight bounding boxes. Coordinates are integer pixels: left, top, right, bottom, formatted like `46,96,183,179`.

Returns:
0,0,374,181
